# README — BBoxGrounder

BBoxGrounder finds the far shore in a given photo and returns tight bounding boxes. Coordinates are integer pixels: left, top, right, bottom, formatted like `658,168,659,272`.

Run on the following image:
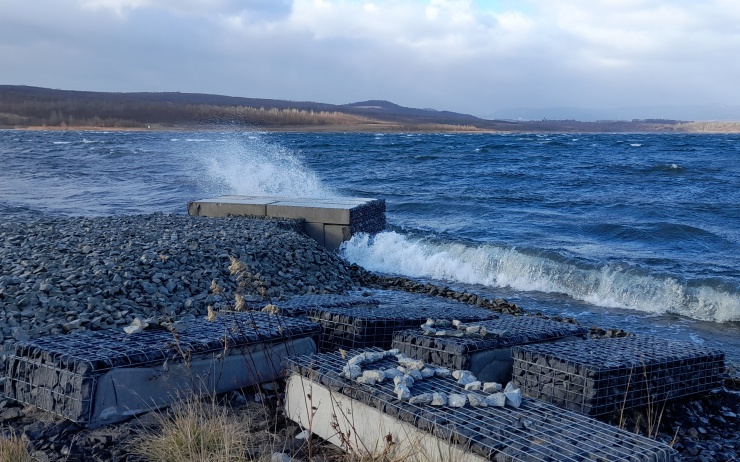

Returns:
5,121,740,134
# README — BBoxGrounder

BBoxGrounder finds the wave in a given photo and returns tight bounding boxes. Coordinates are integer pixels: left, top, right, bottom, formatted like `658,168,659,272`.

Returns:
194,135,341,198
340,231,740,323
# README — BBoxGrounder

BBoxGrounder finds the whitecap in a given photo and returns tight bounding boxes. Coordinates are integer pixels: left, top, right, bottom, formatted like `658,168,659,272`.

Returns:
340,232,740,323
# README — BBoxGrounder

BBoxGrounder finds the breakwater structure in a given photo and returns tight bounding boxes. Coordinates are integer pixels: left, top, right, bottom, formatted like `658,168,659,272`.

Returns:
187,195,386,251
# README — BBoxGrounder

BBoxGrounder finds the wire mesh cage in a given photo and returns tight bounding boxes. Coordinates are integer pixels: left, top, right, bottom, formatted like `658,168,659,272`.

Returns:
349,199,386,235
285,348,678,462
4,312,321,423
264,293,381,317
308,302,499,352
512,335,726,416
392,315,589,383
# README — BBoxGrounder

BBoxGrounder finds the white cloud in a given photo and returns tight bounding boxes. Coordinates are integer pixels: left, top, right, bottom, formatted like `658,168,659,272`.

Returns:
1,0,739,115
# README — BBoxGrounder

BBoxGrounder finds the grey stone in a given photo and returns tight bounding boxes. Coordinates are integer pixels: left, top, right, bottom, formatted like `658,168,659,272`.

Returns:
430,392,447,406
409,393,434,405
448,394,467,408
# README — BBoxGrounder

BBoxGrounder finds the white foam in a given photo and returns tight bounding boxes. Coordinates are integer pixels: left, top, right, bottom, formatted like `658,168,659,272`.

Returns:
341,231,740,323
194,134,341,198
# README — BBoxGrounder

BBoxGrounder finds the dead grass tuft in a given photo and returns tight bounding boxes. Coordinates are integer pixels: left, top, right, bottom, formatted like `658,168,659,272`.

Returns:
131,398,272,462
0,433,34,462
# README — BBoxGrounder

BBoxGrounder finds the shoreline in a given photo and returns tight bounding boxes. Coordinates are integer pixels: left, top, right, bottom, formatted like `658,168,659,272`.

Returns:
0,213,738,461
5,122,740,134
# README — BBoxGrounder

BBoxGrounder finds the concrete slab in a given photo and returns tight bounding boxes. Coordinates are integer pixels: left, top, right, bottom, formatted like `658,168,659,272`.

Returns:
188,196,280,217
323,224,351,251
92,336,316,427
303,222,326,247
285,374,487,462
266,202,354,224
187,195,386,250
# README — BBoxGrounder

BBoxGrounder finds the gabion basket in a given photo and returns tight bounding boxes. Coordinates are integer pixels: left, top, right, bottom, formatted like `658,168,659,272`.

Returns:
4,312,321,423
308,303,498,352
286,348,678,461
512,335,725,415
393,315,589,383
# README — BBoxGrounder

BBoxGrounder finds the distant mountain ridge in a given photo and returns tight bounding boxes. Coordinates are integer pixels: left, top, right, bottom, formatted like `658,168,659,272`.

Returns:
0,85,501,128
2,85,739,132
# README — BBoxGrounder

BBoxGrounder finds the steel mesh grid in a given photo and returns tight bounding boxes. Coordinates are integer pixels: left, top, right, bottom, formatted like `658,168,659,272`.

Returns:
3,358,96,422
4,312,321,423
9,312,321,374
272,294,381,316
307,304,498,352
392,315,589,370
285,348,677,462
512,336,725,416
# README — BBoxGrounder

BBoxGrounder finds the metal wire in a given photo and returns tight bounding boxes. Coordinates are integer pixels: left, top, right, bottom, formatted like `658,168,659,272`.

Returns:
4,312,321,422
308,302,499,352
286,348,677,461
512,335,725,415
392,315,589,371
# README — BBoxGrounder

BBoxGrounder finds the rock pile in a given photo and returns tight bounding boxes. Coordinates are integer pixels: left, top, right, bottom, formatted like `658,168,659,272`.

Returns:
0,213,357,356
340,348,522,409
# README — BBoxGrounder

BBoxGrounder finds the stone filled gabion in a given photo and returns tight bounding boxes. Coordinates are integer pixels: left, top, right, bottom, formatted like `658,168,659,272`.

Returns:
512,335,726,416
349,200,386,235
285,348,678,462
309,303,498,352
268,293,380,317
393,315,589,372
0,214,359,355
4,312,321,423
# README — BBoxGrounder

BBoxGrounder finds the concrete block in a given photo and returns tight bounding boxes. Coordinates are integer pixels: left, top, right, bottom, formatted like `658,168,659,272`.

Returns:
188,196,279,217
266,201,352,224
285,375,487,462
323,224,351,251
302,222,325,247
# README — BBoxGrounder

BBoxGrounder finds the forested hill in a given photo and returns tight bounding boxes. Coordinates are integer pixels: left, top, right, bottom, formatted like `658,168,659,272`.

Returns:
2,85,735,132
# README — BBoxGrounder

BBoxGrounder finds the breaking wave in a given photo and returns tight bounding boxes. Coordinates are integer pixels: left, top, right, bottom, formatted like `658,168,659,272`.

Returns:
341,231,740,323
194,134,341,198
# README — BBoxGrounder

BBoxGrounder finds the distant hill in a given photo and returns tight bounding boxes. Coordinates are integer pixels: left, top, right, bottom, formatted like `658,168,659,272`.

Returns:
2,85,739,132
489,104,740,122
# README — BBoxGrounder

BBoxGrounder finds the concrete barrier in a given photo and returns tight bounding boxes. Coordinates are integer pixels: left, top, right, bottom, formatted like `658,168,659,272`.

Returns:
187,195,386,251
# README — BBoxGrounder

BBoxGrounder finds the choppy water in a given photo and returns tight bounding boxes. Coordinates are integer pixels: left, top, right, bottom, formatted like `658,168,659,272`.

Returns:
1,129,738,364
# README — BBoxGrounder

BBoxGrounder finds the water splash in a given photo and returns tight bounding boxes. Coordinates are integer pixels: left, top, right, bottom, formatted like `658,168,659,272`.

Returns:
341,231,740,323
192,134,341,198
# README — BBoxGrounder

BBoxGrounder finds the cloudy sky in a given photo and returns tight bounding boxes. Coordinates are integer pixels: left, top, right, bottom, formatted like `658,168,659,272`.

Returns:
2,0,739,118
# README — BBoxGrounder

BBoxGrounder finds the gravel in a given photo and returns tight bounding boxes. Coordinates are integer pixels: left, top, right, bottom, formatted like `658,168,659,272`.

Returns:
0,213,359,355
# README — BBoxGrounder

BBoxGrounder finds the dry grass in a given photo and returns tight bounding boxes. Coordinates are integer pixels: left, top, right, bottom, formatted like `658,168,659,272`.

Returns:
131,398,272,462
0,433,33,462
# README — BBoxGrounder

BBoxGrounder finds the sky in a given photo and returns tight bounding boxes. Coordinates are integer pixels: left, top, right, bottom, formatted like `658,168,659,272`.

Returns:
2,0,740,119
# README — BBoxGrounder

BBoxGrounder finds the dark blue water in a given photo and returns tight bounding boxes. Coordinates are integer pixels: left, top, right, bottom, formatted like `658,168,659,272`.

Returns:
1,130,739,363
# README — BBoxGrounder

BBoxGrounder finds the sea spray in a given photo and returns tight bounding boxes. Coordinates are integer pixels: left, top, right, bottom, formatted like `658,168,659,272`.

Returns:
188,134,341,198
341,231,740,323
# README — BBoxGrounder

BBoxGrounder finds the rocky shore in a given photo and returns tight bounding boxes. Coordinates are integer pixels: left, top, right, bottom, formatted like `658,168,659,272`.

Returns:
0,213,738,461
